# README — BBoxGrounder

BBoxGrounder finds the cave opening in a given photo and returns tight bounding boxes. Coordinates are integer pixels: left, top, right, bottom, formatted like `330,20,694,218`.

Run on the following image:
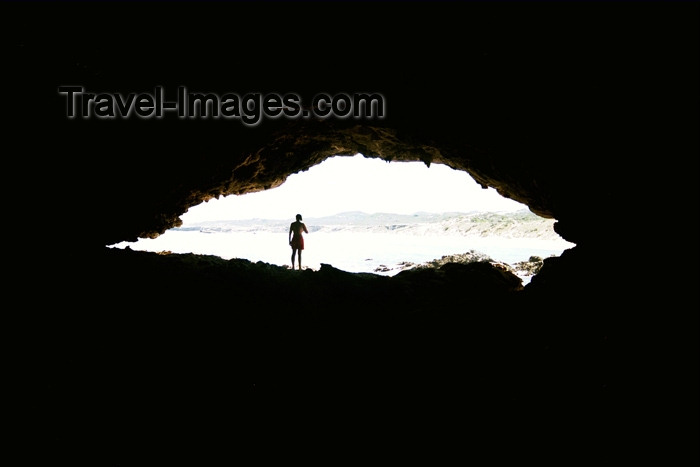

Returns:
109,154,574,284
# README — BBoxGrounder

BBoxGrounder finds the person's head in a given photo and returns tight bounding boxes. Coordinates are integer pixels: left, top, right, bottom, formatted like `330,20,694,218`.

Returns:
296,214,302,221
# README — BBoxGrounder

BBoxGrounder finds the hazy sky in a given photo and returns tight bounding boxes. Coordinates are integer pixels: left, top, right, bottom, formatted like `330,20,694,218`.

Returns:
180,154,527,224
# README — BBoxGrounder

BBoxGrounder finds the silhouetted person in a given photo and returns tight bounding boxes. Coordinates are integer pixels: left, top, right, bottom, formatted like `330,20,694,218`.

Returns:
289,213,309,270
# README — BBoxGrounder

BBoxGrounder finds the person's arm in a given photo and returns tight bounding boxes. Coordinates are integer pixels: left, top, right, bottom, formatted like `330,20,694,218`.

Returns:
303,223,309,234
289,224,293,243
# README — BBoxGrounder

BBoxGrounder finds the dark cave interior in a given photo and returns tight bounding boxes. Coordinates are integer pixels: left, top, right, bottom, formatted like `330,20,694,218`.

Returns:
7,2,699,464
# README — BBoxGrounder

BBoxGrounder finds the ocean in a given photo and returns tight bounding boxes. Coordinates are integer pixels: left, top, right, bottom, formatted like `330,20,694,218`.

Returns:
109,230,574,283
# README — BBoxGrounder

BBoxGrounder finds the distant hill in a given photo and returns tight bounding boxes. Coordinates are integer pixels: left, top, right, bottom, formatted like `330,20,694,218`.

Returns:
175,209,564,240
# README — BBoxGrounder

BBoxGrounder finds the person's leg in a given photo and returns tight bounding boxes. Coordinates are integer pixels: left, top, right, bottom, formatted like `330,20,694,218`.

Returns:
297,250,302,270
291,249,296,269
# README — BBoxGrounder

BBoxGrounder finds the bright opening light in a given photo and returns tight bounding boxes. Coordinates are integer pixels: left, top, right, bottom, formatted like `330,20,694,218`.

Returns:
180,154,525,223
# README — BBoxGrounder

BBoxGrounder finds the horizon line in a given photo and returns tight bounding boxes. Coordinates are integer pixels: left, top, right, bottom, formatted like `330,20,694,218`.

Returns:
183,207,533,225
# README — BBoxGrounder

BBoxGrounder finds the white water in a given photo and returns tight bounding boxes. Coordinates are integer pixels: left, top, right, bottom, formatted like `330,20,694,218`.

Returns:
110,230,574,283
